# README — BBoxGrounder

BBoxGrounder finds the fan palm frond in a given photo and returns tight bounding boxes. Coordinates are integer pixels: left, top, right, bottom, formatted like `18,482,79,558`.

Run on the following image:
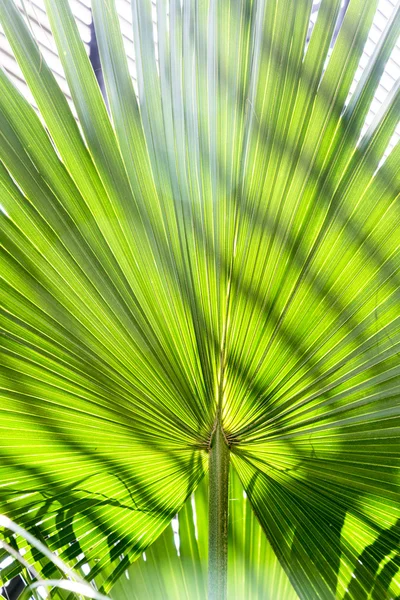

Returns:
0,0,399,598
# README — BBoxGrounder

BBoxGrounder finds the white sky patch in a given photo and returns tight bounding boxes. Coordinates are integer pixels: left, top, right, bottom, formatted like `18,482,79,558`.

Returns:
0,555,14,570
172,515,180,556
0,203,9,217
37,585,48,599
191,493,199,541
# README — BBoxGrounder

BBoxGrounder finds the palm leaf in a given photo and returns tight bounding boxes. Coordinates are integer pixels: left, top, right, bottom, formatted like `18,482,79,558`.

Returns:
0,515,109,600
110,469,298,600
0,0,399,598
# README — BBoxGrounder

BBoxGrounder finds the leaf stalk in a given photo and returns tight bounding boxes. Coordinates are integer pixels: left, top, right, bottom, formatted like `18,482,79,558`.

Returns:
208,421,230,600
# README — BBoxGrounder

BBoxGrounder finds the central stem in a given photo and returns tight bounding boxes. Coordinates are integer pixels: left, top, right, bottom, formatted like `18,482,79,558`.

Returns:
208,421,230,600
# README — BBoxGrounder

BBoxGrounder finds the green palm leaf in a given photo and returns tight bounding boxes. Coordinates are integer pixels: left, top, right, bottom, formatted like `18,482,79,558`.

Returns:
0,0,399,598
110,469,298,600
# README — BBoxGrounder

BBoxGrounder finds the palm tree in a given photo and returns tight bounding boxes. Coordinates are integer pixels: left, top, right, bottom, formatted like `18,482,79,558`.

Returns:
0,0,399,598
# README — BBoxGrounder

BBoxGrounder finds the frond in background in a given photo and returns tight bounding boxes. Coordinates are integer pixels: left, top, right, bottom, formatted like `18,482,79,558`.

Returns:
110,470,298,600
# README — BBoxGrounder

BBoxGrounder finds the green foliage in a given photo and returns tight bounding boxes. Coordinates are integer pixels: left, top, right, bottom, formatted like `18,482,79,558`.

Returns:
0,0,399,598
110,470,298,600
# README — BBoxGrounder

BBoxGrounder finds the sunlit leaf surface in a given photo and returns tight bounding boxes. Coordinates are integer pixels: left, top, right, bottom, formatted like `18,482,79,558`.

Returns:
110,470,298,600
0,0,399,597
